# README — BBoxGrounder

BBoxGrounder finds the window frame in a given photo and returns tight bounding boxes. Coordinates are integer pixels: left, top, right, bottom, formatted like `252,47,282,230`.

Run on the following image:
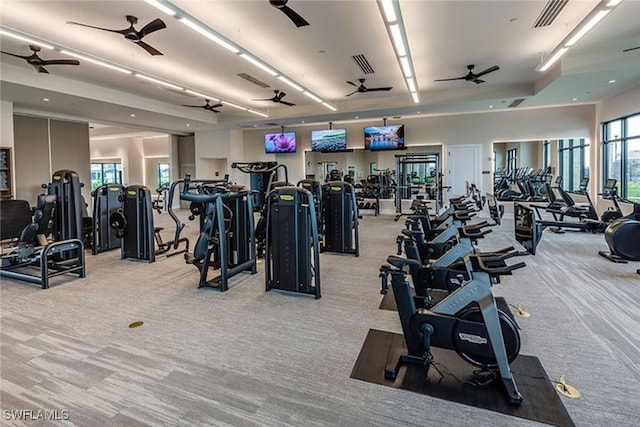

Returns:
558,138,589,192
602,112,640,201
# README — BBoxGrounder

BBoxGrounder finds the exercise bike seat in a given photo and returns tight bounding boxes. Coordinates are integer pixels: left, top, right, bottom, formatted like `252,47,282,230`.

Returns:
386,255,421,269
401,229,423,238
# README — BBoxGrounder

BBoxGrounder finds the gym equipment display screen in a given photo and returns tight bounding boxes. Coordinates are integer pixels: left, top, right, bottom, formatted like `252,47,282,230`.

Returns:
364,125,405,150
265,132,297,153
311,129,347,152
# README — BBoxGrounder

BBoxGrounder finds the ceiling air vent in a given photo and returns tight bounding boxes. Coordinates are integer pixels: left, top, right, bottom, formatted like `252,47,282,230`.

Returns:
237,73,270,88
263,122,280,126
533,0,569,28
352,54,375,74
508,98,526,108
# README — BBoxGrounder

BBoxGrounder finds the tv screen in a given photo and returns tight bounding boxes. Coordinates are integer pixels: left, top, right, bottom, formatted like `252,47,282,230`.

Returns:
265,132,296,154
311,129,347,152
364,125,405,150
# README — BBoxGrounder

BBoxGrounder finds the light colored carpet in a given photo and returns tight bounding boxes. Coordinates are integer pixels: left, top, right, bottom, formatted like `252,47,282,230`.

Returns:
1,204,639,426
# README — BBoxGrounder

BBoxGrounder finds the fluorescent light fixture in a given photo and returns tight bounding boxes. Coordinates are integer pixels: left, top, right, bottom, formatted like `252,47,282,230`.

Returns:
277,75,304,92
144,0,176,16
411,92,419,104
303,91,323,103
184,89,219,101
538,47,569,71
222,100,247,111
42,98,50,102
565,9,610,46
608,79,616,83
406,77,416,92
60,50,132,74
399,56,412,78
179,17,240,53
135,73,184,91
239,53,278,76
380,0,397,23
321,102,337,111
389,24,406,56
247,109,269,118
0,29,53,49
538,0,621,72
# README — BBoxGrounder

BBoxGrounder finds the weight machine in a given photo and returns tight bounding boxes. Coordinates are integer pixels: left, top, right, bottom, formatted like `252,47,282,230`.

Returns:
395,153,442,220
265,186,321,298
180,176,257,291
321,181,359,256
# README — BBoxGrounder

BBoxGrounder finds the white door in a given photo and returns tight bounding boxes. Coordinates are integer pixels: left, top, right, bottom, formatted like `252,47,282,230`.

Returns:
447,145,482,197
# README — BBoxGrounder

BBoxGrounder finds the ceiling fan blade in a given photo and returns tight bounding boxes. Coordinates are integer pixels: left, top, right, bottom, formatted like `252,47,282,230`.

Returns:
279,100,296,106
139,18,166,37
346,81,359,87
210,103,223,109
434,77,464,82
473,65,499,78
279,5,309,27
34,65,49,74
182,105,204,108
623,46,640,52
252,98,275,101
345,90,359,97
211,109,221,113
134,40,163,56
473,79,485,84
40,59,80,66
67,21,124,34
0,51,30,60
365,87,393,92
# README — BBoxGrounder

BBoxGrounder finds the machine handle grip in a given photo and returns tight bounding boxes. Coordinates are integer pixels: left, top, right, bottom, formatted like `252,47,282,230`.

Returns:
472,255,526,275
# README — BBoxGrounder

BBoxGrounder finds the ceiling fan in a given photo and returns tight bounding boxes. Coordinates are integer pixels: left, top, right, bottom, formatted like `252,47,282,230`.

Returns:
0,45,80,74
623,46,640,53
345,79,393,96
67,15,166,56
434,64,500,84
269,1,309,28
253,90,296,106
182,99,224,113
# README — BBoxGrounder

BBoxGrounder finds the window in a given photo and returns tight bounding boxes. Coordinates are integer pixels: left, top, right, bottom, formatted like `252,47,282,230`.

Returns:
157,163,170,188
603,112,640,202
543,140,551,170
558,139,589,192
91,162,122,190
507,149,517,173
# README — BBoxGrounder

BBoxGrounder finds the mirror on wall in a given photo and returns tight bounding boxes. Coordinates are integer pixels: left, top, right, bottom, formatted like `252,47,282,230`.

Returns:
304,145,443,202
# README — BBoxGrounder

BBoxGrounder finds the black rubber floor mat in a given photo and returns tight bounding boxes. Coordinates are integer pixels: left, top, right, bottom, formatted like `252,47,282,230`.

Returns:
350,329,574,427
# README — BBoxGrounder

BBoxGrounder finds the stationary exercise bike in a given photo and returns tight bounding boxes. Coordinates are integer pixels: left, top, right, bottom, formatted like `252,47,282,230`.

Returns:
379,252,526,405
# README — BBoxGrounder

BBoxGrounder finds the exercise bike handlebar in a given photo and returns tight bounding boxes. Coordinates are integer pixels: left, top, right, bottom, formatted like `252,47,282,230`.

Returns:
470,255,526,276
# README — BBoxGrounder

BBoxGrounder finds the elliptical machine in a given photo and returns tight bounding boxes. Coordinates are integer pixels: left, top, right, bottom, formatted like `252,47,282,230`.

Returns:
379,252,526,405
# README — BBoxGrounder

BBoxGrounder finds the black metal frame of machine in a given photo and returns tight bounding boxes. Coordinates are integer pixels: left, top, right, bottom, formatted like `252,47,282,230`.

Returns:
265,186,321,299
321,181,359,256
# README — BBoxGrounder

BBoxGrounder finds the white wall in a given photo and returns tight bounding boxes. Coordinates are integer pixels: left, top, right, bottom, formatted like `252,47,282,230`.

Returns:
238,104,595,193
1,101,15,196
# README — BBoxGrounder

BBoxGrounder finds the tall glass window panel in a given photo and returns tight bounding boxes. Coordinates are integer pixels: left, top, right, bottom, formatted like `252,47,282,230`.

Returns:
158,163,170,188
627,138,640,202
606,141,622,185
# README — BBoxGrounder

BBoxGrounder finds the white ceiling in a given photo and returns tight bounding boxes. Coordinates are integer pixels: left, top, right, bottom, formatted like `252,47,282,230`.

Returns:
1,0,639,135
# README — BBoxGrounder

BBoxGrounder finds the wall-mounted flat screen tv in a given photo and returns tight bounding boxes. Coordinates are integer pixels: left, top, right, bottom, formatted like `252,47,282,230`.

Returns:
265,132,297,154
364,125,405,150
311,129,347,152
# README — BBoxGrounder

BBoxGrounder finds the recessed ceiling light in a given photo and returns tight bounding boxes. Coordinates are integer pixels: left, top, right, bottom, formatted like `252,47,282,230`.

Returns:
301,121,305,124
416,111,420,114
130,114,136,117
489,105,494,108
608,79,616,84
572,97,578,101
355,116,359,119
42,98,50,102
186,123,190,127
